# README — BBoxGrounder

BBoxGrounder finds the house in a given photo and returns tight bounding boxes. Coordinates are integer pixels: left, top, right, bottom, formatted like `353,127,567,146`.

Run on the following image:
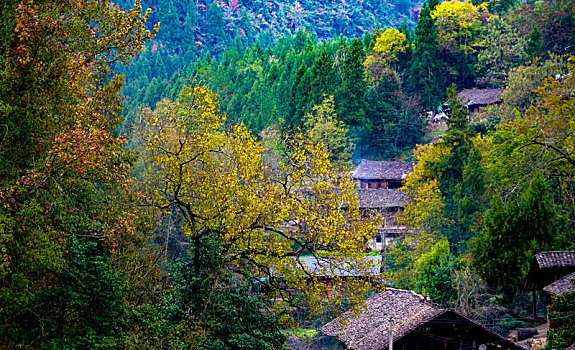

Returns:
357,189,407,251
523,251,575,292
458,88,502,115
523,251,575,318
321,288,524,350
352,160,414,251
258,256,384,298
353,160,414,190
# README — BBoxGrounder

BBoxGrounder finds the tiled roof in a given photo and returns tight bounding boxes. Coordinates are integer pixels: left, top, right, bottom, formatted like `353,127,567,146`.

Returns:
352,160,415,180
321,289,524,350
543,272,575,296
357,189,407,208
321,289,443,350
270,256,382,278
459,88,502,106
535,251,575,268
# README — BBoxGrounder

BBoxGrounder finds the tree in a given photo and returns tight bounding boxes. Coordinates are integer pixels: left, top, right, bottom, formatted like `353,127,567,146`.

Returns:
303,95,354,171
336,39,367,128
474,174,563,300
364,27,408,84
408,0,446,109
546,288,575,349
414,239,458,306
476,18,527,87
0,0,157,346
525,27,543,60
429,85,485,249
141,85,381,315
431,0,489,54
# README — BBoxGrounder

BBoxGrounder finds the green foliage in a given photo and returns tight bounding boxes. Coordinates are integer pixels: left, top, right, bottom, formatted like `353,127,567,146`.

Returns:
414,239,458,305
546,289,575,350
474,174,563,300
157,235,286,350
304,96,354,171
476,18,527,87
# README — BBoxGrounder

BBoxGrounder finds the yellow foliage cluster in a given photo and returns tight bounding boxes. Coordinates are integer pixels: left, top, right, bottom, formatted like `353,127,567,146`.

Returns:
431,0,491,53
141,85,383,314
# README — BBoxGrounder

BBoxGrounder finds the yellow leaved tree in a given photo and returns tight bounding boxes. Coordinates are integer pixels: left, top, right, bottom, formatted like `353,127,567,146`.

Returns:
431,0,491,53
364,27,408,84
140,85,381,315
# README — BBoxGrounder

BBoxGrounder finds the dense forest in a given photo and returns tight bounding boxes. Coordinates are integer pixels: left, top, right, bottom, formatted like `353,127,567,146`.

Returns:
1,0,575,349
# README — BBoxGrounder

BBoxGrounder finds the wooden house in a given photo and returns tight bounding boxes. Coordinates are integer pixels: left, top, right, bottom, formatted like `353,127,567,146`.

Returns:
357,189,407,251
352,161,414,251
353,160,414,190
458,88,502,115
523,251,575,319
523,251,575,292
321,288,524,350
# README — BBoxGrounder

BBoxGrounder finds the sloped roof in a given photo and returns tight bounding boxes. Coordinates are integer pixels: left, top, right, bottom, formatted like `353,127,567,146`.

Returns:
535,251,575,268
321,289,443,350
543,271,575,296
524,251,575,291
269,256,382,278
566,343,575,350
296,256,382,277
357,189,407,209
353,161,415,181
321,289,524,350
459,88,502,106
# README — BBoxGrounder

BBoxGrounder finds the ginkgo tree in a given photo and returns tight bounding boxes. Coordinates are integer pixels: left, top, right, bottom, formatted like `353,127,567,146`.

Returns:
140,85,382,315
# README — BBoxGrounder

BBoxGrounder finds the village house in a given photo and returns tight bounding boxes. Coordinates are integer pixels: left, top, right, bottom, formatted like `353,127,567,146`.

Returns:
458,88,502,116
523,251,575,317
524,251,575,293
521,251,575,344
321,288,524,350
352,160,414,251
353,160,414,190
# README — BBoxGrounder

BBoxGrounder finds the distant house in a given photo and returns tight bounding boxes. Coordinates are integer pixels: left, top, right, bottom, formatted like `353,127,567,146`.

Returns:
352,160,414,190
357,189,407,251
458,88,502,115
352,160,414,251
321,288,523,350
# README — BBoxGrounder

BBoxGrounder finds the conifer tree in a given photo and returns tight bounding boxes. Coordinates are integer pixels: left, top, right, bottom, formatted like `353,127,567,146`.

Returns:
408,0,445,110
336,39,367,128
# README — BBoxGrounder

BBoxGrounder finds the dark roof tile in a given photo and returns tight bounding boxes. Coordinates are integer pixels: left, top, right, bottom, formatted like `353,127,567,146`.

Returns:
321,289,443,350
543,271,575,296
353,160,415,180
535,251,575,269
357,189,407,208
459,88,502,106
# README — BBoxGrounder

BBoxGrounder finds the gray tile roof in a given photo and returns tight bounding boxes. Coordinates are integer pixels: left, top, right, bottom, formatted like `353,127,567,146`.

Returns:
543,271,575,296
321,289,524,350
321,289,443,350
535,251,575,269
459,88,502,106
357,189,407,209
352,160,415,181
270,256,382,278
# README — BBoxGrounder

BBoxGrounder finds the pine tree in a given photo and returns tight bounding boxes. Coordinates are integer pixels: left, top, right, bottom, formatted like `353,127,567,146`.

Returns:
408,0,445,110
336,39,367,128
474,174,563,301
